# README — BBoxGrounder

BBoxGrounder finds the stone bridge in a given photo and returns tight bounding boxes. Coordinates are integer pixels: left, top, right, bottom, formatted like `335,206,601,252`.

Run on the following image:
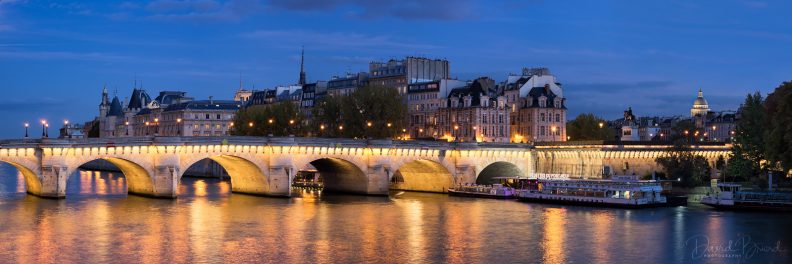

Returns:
0,137,534,198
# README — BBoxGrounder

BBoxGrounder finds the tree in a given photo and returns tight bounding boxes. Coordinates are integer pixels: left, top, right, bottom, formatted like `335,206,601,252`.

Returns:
670,119,696,143
726,92,766,180
565,113,614,141
231,102,303,137
87,120,100,138
312,85,407,139
312,95,344,137
655,139,712,187
764,81,792,174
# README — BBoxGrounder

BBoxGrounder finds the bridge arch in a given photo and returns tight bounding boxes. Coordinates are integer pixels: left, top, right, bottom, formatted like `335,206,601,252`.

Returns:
391,159,453,193
0,160,42,194
476,161,525,185
296,157,369,194
179,155,270,195
69,157,156,196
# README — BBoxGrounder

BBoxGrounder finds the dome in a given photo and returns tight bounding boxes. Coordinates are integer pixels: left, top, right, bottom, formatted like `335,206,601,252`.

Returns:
692,89,708,108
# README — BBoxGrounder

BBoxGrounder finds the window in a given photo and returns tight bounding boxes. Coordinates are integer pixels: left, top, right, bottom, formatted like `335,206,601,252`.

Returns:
205,114,210,119
217,114,221,119
499,114,504,124
540,113,545,122
540,126,546,136
556,114,560,122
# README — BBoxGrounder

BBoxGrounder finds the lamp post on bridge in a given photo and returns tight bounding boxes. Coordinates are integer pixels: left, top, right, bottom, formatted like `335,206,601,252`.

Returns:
40,120,48,138
24,122,29,138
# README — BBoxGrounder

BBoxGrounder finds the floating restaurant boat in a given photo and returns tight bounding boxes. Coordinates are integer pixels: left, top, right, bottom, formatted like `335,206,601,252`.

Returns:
448,184,517,199
700,181,792,212
516,175,667,208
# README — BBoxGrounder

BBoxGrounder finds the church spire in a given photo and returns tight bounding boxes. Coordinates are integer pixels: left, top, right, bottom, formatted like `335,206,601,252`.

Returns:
298,46,306,85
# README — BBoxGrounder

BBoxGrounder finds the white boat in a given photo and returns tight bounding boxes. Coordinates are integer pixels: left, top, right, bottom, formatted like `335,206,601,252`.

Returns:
517,177,667,208
448,184,517,199
701,182,792,211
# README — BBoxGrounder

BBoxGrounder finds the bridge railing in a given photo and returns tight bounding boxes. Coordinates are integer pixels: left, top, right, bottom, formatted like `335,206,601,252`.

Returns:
0,136,536,150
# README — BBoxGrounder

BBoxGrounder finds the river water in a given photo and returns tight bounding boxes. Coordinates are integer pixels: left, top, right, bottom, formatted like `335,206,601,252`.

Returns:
0,165,789,264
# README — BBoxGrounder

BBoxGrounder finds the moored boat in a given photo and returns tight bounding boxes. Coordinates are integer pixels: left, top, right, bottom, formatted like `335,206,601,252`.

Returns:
448,184,517,199
516,176,667,208
700,182,792,212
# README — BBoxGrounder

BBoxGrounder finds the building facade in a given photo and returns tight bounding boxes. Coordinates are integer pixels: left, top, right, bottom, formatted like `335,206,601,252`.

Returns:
406,79,467,139
503,68,567,143
369,57,450,95
436,77,511,143
327,72,369,97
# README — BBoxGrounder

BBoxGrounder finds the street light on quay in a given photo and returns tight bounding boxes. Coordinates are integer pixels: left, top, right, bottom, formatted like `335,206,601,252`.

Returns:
176,118,182,136
24,122,29,138
598,122,604,128
40,120,47,138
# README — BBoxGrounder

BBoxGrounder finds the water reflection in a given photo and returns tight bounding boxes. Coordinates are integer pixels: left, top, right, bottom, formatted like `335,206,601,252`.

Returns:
0,164,789,263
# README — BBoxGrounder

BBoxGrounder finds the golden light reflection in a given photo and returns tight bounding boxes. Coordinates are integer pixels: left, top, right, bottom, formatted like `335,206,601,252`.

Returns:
193,179,208,197
15,170,25,193
543,208,566,263
403,200,426,262
590,211,613,263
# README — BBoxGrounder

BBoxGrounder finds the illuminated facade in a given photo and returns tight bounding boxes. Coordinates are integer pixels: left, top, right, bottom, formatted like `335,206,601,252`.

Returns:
436,77,511,143
503,68,567,143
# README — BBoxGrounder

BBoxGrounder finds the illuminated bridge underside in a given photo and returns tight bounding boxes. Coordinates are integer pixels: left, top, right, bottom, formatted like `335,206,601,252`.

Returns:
0,137,729,199
391,160,453,193
207,155,271,196
310,158,369,194
100,157,156,196
477,161,525,185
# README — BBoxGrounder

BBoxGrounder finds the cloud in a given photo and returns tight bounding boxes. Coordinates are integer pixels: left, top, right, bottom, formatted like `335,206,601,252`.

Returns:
242,29,440,50
566,81,673,93
268,0,477,21
0,97,68,112
144,0,265,22
741,1,768,8
0,49,192,65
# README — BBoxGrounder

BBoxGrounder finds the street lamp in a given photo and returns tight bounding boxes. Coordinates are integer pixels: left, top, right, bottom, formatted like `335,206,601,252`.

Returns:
453,125,459,141
64,120,69,125
598,122,604,129
176,118,182,136
125,121,130,136
44,123,49,138
41,120,47,138
551,126,557,141
24,122,29,138
268,118,274,136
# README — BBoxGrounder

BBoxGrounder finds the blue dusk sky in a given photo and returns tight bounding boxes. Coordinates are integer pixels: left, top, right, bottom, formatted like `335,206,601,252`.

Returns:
0,0,790,139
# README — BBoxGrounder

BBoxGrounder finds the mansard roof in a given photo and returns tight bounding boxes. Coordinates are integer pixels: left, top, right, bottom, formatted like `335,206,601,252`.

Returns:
164,100,242,112
526,86,566,109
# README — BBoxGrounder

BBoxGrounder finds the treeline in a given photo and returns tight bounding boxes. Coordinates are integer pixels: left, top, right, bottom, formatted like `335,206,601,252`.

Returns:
726,82,792,184
231,85,407,139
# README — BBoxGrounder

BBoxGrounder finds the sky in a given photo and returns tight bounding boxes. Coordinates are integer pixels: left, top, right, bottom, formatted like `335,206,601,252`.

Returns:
0,0,790,139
